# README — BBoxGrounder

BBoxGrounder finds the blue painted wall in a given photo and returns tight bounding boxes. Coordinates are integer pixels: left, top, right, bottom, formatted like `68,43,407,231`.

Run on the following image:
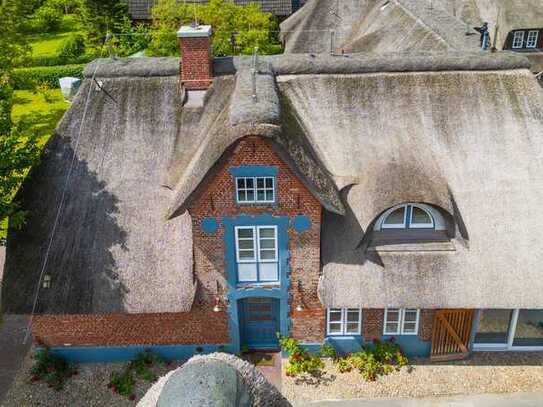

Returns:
325,336,364,355
47,344,229,363
382,335,431,357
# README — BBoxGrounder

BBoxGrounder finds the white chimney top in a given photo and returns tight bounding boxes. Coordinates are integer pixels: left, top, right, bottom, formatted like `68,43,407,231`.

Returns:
177,25,212,38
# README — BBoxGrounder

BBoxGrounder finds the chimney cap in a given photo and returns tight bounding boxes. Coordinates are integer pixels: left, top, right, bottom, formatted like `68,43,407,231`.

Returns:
177,25,212,38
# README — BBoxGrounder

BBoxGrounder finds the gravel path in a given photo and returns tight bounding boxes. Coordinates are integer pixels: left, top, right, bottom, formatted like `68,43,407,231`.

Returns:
1,351,183,407
0,315,31,403
282,352,543,404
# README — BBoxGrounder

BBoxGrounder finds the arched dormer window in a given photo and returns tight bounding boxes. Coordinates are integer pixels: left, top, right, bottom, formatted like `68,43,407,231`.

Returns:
374,203,446,231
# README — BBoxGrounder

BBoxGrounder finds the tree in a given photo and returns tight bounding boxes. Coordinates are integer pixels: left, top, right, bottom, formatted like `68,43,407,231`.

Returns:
78,0,129,50
148,0,282,57
0,0,40,244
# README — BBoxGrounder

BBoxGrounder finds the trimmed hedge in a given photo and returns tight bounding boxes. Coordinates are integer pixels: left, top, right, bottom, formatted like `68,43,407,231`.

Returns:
27,54,95,68
12,64,85,90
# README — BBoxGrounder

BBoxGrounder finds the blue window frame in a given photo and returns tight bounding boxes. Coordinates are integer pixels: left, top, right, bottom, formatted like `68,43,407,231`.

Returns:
235,225,279,283
230,166,278,205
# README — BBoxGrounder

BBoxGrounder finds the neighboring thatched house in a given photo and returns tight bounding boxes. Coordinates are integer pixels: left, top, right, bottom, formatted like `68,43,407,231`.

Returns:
281,0,543,74
3,14,543,362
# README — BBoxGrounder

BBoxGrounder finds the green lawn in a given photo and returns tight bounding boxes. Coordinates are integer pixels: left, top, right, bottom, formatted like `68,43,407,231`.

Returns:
12,89,69,144
0,90,69,243
29,15,81,57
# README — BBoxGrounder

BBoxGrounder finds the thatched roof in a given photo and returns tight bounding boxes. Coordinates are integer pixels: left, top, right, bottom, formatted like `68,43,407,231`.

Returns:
281,0,543,58
435,0,543,51
2,50,542,314
280,0,481,54
277,67,543,309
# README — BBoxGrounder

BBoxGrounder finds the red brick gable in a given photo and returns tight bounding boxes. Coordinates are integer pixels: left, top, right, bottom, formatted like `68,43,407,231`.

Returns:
188,135,325,342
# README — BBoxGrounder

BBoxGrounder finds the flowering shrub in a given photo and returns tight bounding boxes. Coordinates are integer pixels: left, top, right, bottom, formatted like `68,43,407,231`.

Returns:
278,334,324,377
30,348,77,391
335,339,408,381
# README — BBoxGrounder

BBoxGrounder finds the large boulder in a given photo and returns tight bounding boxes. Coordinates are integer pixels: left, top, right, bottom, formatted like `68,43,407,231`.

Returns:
138,353,291,407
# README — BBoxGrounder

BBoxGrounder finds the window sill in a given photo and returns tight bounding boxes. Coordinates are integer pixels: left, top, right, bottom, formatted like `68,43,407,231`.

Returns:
236,282,280,289
368,241,456,253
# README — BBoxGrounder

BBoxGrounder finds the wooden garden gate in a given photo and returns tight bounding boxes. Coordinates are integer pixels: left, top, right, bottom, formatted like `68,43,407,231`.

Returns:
430,309,474,361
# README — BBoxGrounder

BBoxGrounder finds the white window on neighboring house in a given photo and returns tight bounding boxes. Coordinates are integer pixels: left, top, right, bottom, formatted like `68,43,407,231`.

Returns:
235,226,278,283
326,308,362,336
42,274,52,289
236,177,275,203
527,30,539,48
512,31,525,48
376,203,439,230
383,308,420,335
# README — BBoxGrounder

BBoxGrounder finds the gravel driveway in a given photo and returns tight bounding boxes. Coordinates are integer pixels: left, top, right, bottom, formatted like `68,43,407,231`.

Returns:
282,353,543,404
1,351,183,407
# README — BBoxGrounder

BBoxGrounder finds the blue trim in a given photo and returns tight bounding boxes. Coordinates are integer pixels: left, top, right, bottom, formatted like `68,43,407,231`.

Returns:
201,217,219,234
292,215,311,233
229,166,278,178
382,335,431,357
223,215,290,353
325,336,364,355
45,344,229,363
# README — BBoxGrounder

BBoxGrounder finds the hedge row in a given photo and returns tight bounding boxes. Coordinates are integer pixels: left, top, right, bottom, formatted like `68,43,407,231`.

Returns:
12,64,85,90
27,54,95,68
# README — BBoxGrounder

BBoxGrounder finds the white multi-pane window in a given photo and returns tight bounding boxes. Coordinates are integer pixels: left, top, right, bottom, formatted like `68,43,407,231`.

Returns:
512,31,525,48
236,177,275,203
235,226,278,282
379,203,435,230
326,308,362,336
527,30,539,48
383,308,420,335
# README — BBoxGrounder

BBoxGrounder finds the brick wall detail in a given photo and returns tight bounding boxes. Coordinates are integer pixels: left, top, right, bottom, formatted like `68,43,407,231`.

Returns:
188,136,324,343
362,308,435,343
362,309,384,342
33,311,228,347
419,309,435,341
179,36,212,90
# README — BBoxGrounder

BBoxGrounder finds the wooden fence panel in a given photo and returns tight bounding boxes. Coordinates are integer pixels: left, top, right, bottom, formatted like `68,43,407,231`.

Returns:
430,309,474,361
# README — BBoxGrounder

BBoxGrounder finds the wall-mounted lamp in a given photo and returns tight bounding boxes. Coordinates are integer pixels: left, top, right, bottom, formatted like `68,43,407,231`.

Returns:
212,280,224,312
213,295,222,312
295,279,305,312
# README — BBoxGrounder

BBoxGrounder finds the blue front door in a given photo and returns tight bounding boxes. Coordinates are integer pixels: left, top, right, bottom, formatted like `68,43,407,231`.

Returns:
239,297,280,349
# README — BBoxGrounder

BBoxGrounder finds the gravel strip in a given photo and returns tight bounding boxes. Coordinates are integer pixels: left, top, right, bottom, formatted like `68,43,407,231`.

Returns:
281,352,543,404
1,351,183,407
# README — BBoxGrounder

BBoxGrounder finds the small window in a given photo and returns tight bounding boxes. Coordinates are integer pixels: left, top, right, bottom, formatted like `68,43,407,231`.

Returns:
384,308,420,335
379,204,435,230
327,308,361,336
236,177,275,204
42,274,52,289
527,30,539,48
512,31,525,48
235,226,278,283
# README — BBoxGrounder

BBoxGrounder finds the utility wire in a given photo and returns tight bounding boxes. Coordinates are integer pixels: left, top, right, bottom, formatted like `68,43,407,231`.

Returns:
23,38,110,345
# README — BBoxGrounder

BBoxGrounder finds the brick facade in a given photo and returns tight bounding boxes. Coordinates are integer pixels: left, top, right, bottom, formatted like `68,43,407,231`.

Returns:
33,311,228,347
362,308,435,343
179,36,212,90
188,135,325,343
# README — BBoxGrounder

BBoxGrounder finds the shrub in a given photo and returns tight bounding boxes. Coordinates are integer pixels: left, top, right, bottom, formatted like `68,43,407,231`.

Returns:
278,334,324,377
12,64,85,90
129,349,164,382
334,339,408,382
30,348,77,391
109,350,164,399
59,34,86,59
109,370,135,398
319,343,337,360
32,2,64,32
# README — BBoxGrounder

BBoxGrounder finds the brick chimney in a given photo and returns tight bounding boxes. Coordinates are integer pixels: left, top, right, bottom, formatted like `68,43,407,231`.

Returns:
177,24,213,90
